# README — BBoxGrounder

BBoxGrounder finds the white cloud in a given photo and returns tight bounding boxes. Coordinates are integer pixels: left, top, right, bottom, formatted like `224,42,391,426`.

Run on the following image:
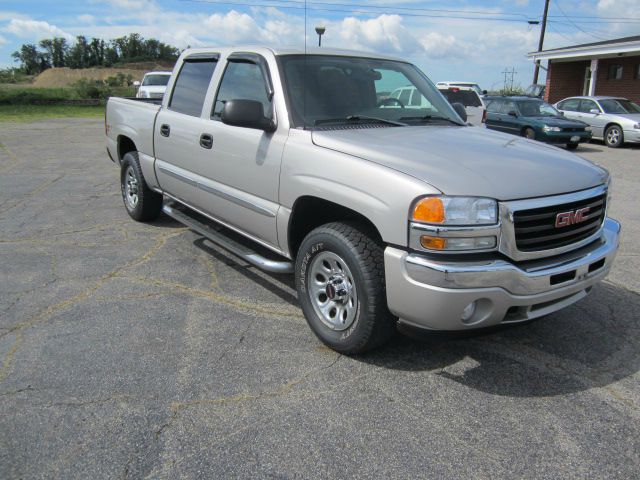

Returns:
95,0,154,9
334,14,423,54
0,34,7,46
77,14,96,24
4,19,74,41
420,32,472,59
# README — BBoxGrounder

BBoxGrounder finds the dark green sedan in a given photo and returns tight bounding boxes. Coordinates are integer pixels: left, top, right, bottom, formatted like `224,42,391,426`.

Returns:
484,96,592,149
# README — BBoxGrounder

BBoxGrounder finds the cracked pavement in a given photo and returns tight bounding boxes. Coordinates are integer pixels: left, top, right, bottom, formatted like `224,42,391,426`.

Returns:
0,119,639,479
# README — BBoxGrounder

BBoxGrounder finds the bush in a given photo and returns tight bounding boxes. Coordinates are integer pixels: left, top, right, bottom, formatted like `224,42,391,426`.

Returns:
0,87,77,105
71,78,112,99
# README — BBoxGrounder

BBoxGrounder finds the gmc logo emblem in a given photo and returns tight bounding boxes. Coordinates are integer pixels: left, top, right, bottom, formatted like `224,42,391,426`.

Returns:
555,207,590,228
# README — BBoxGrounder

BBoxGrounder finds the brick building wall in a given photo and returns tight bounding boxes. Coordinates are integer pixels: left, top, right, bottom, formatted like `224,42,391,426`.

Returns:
544,55,640,104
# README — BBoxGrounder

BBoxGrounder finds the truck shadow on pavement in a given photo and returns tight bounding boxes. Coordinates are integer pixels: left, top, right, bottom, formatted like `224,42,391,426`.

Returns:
358,281,640,398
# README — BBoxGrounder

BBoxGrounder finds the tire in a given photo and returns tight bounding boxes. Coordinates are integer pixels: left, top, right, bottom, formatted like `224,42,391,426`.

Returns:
295,222,396,354
523,127,536,140
566,142,579,150
120,151,162,221
604,124,623,148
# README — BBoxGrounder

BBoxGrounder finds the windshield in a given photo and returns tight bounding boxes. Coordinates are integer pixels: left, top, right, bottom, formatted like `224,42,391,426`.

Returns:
439,89,482,107
278,55,463,128
516,100,559,117
142,74,170,86
599,99,640,114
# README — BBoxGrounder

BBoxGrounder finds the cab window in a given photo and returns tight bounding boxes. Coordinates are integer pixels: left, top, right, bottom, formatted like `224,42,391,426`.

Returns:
212,60,273,119
169,59,218,117
579,99,599,113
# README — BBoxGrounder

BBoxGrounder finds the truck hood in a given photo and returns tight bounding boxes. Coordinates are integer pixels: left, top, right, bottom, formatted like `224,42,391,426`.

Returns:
311,126,608,200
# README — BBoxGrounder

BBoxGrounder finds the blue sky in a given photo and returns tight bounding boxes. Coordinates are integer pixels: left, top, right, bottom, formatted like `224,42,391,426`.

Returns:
1,0,638,88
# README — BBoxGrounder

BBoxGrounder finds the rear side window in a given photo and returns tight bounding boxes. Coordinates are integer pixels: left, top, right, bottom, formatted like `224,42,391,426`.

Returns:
558,98,580,111
169,59,218,116
398,88,412,105
579,99,599,113
213,61,273,119
486,100,503,113
440,89,482,107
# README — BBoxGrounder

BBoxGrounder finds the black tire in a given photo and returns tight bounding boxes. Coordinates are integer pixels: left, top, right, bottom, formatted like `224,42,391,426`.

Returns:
295,222,396,354
522,127,536,140
604,124,623,148
120,151,162,221
566,142,579,150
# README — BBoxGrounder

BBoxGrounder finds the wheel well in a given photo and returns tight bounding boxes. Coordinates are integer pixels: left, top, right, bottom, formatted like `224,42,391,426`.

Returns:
604,122,621,133
117,136,137,162
288,196,382,257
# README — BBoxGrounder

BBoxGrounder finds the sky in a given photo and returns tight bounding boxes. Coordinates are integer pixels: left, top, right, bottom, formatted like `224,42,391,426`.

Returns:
1,0,638,89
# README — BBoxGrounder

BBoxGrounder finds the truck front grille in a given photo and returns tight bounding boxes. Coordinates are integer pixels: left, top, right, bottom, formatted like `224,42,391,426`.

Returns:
513,193,606,251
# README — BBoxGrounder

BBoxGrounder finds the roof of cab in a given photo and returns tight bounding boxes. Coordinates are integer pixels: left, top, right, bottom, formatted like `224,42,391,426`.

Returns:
180,45,406,62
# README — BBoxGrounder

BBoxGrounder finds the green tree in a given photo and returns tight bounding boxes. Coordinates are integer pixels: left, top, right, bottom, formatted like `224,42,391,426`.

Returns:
11,44,40,74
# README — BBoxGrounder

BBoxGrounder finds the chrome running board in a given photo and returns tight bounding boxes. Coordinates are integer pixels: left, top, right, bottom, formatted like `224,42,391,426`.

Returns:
162,201,293,274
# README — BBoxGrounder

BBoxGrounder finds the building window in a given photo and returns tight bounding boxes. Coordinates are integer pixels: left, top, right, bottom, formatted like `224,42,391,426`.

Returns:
636,64,640,80
608,64,623,80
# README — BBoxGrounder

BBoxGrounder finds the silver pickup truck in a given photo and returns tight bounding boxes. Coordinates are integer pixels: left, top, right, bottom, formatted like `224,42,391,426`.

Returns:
105,46,620,354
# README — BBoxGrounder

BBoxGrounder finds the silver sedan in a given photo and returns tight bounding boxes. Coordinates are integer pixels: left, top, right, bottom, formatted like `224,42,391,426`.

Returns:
554,96,640,148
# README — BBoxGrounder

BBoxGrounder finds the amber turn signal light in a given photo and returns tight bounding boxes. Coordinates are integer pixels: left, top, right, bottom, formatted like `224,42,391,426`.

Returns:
413,197,445,223
420,235,446,250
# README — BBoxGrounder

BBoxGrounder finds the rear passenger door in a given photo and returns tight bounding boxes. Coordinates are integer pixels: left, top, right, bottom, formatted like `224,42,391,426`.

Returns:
578,99,606,137
557,98,581,122
154,54,219,206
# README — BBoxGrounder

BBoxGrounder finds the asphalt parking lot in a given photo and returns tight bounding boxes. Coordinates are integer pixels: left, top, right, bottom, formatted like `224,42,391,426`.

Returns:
1,119,639,479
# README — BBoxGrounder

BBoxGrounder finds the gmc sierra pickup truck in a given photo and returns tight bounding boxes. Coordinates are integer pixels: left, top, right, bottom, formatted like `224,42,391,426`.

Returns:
105,46,620,354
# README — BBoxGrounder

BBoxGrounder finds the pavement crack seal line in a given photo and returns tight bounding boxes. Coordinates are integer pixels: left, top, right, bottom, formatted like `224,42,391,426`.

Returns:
0,141,23,174
124,275,303,321
0,174,63,216
0,229,187,383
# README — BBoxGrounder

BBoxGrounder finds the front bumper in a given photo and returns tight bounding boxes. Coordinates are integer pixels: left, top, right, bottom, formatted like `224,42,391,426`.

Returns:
623,128,640,144
384,218,620,331
541,130,592,144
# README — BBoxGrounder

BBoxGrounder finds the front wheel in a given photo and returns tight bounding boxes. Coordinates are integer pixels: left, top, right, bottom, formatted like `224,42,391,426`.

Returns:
605,125,623,148
295,222,396,354
523,127,536,140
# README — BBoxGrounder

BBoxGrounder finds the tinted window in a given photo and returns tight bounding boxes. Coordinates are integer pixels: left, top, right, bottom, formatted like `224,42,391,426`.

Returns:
599,99,640,114
142,74,170,86
439,89,482,107
516,100,558,117
213,61,272,119
502,100,517,114
579,100,599,113
410,89,424,106
486,99,503,113
558,98,580,111
169,59,217,116
608,65,623,80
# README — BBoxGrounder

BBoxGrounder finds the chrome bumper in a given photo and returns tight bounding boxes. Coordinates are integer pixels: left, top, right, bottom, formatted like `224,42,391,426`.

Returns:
384,218,620,331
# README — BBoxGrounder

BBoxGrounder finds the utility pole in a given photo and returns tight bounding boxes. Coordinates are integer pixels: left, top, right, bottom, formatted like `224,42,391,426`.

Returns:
533,0,550,84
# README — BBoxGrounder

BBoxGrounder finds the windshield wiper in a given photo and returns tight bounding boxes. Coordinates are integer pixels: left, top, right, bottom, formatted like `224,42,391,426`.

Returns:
399,115,464,126
314,115,407,127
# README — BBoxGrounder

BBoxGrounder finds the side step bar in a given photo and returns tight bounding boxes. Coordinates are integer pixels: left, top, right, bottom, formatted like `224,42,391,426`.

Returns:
162,202,294,274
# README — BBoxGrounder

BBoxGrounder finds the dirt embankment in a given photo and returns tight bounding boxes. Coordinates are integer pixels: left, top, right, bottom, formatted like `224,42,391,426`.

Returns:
32,63,175,87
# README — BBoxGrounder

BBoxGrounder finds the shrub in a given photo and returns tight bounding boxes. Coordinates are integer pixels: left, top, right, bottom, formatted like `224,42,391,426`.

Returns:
71,78,112,99
0,87,76,105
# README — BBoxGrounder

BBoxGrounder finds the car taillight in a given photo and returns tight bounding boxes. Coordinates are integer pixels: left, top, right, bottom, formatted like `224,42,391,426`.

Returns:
482,110,487,123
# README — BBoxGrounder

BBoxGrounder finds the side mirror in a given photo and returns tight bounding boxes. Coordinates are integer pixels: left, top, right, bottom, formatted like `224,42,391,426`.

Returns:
451,102,467,123
559,111,565,116
482,90,488,95
589,108,600,115
133,81,141,88
221,99,276,132
508,110,518,117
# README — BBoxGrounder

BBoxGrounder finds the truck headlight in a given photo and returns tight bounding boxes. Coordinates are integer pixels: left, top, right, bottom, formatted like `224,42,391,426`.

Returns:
410,196,499,252
542,125,561,132
412,196,497,225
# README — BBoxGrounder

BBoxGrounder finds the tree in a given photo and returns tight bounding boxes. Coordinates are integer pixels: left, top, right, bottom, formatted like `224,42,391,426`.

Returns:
11,44,40,75
51,37,69,67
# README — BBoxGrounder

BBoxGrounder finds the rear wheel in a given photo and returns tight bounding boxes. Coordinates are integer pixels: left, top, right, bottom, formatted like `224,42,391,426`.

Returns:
295,222,396,354
523,127,536,140
604,125,623,148
566,142,579,150
120,151,162,221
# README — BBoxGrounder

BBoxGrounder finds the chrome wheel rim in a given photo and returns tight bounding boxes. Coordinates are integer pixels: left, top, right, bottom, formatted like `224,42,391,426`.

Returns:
525,129,535,139
307,251,358,331
124,166,139,210
606,128,620,145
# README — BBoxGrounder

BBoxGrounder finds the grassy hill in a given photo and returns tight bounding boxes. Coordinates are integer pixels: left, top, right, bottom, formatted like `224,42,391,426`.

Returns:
31,62,175,88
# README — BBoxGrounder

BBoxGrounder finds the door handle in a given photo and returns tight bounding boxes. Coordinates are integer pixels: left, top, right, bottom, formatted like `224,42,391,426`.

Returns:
199,133,213,149
160,124,170,137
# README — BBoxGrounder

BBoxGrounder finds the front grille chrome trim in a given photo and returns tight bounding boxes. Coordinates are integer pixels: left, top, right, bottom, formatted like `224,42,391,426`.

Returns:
499,184,608,262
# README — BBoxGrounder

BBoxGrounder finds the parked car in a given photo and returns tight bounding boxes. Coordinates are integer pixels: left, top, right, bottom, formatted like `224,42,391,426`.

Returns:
436,81,486,96
387,85,434,109
554,96,640,148
524,84,545,99
106,46,619,354
484,96,592,149
134,71,172,99
437,86,486,126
